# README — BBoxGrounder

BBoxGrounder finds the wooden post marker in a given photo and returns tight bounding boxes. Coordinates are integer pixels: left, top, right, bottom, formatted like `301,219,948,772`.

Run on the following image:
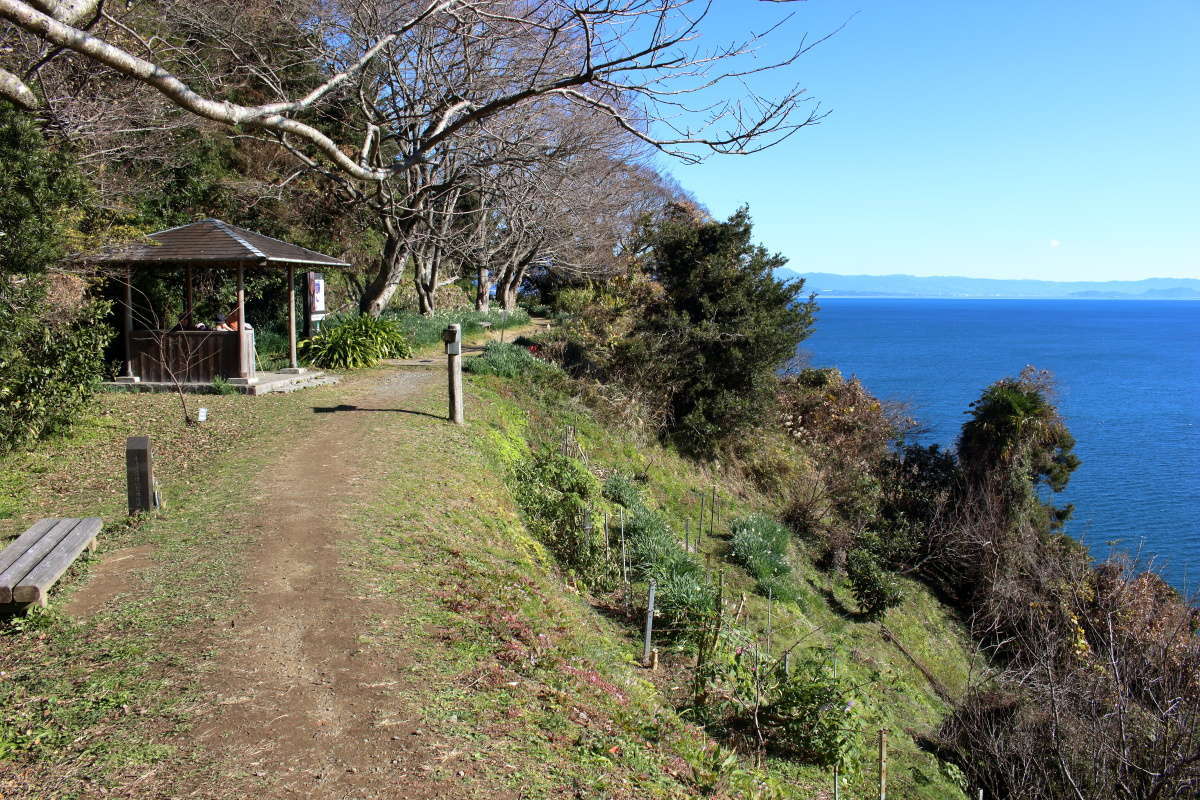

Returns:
126,436,159,514
642,579,657,666
443,324,463,425
879,729,888,800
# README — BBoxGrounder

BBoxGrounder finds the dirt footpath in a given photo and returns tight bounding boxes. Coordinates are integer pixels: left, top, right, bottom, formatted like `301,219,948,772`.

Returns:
150,369,442,799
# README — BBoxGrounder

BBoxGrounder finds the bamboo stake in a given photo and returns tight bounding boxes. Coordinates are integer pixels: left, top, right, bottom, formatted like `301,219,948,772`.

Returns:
879,729,888,800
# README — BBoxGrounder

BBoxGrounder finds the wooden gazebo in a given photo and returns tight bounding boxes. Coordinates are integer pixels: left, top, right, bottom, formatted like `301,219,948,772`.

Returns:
95,219,348,388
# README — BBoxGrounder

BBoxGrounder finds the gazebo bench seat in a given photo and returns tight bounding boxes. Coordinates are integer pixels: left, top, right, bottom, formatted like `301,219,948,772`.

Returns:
0,518,102,607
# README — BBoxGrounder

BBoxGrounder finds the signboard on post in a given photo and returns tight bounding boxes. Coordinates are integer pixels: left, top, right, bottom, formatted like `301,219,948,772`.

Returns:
306,272,326,332
443,324,464,425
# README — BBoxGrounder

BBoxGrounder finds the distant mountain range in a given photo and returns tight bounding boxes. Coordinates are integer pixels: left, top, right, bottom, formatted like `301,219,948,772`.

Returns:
777,272,1200,300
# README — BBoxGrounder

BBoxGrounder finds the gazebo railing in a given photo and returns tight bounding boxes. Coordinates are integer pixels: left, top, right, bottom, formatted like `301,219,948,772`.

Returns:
128,329,255,384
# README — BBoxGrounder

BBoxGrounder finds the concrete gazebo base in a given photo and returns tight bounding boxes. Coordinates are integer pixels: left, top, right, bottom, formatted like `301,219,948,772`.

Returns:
103,370,337,396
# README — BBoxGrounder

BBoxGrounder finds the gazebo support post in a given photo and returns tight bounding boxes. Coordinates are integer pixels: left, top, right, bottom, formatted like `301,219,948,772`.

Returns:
115,265,139,383
229,264,257,386
183,265,194,326
281,263,304,374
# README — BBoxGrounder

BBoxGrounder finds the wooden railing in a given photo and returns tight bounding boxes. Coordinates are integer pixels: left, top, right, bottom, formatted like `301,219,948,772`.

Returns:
128,330,255,383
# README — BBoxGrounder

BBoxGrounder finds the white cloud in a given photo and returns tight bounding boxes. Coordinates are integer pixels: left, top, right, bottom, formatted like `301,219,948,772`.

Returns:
1049,239,1062,248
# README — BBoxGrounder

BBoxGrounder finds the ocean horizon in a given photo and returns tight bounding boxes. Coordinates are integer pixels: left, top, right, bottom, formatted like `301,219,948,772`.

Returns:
798,297,1200,595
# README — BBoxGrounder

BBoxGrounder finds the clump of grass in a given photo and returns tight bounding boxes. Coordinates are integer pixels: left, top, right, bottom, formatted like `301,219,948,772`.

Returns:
602,470,642,508
298,314,413,369
729,514,796,602
465,342,560,379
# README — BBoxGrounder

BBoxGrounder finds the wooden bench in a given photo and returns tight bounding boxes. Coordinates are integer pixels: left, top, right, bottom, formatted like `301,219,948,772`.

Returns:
0,518,102,608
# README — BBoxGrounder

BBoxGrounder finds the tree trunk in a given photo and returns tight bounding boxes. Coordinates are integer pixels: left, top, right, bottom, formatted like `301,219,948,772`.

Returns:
415,279,435,315
360,230,407,317
475,264,491,312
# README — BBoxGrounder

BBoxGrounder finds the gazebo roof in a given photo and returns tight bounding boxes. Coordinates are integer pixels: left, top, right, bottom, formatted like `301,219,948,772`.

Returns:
93,218,350,268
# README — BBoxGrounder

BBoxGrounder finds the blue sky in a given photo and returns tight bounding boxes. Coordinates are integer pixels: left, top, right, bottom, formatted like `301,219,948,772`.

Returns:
660,1,1199,281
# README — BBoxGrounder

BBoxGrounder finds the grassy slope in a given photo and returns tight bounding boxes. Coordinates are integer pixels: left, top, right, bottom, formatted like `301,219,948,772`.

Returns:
467,371,978,799
0,339,975,799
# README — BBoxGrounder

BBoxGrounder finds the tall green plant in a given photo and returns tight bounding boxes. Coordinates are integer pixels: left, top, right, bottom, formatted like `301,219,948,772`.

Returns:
637,207,816,456
298,314,413,369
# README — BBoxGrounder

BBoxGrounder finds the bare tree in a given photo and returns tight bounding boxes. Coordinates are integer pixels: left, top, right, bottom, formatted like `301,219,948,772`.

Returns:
3,1,832,180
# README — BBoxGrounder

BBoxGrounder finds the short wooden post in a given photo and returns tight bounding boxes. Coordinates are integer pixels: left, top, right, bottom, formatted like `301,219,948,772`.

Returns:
879,729,888,800
443,324,463,424
126,436,159,514
642,579,657,666
684,518,690,553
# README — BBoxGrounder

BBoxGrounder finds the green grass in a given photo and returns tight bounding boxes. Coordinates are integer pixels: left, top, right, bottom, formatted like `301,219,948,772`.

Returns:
1,340,978,800
384,308,531,351
463,368,979,799
0,382,358,796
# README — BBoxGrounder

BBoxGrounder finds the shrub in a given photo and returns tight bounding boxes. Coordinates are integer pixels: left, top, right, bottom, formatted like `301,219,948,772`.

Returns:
554,287,594,315
511,450,608,584
634,207,816,457
464,342,559,380
845,547,903,620
298,314,412,369
700,644,861,767
729,515,795,601
756,655,861,766
0,282,112,454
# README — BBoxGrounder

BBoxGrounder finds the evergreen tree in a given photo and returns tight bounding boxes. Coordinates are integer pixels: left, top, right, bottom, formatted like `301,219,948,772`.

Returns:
640,207,816,456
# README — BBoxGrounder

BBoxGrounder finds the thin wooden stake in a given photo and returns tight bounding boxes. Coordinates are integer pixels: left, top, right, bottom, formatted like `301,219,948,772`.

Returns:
710,485,717,537
766,590,774,653
620,508,629,609
684,518,691,553
697,491,705,553
833,762,840,800
603,511,610,560
642,579,657,666
879,729,888,800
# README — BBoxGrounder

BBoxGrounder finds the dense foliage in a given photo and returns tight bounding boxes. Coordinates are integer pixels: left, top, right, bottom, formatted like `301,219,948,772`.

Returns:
0,101,111,452
637,208,815,456
0,283,112,454
0,101,86,277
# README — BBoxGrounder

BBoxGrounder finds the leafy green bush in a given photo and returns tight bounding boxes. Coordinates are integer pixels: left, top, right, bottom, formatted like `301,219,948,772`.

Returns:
729,515,795,602
845,547,903,620
464,342,559,379
554,287,594,315
634,208,816,456
0,284,112,454
756,654,862,766
511,450,609,584
298,314,412,369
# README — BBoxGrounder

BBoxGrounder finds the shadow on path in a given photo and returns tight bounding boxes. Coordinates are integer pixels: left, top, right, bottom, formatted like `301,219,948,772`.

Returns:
312,403,445,420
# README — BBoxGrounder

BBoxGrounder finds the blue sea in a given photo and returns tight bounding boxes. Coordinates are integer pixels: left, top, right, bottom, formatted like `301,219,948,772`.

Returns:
798,298,1200,594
